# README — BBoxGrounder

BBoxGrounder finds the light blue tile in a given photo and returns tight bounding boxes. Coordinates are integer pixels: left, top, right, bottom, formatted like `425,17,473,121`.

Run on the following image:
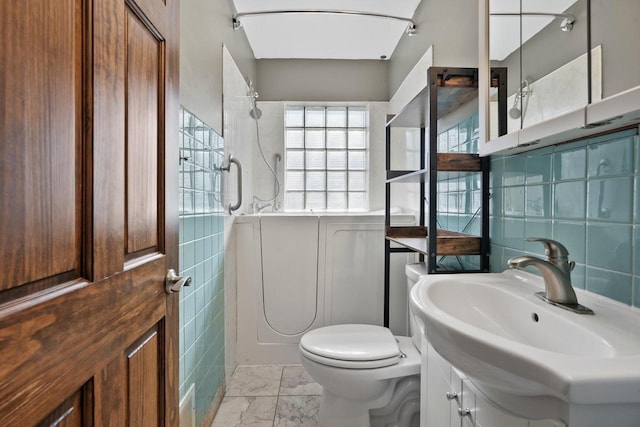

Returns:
183,292,196,323
636,135,640,174
184,319,196,350
553,147,586,181
195,284,206,313
525,184,552,217
490,186,502,216
587,177,633,223
553,221,586,264
586,223,632,274
490,216,504,246
183,216,195,243
490,245,504,272
490,157,504,189
635,176,640,224
586,268,632,305
587,135,634,177
503,187,525,217
503,155,526,186
504,218,526,250
570,263,586,289
525,152,552,184
524,220,553,255
635,226,640,276
634,277,640,308
554,181,586,220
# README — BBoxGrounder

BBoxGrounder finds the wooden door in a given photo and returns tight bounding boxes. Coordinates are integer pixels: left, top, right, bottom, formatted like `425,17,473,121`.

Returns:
0,0,179,425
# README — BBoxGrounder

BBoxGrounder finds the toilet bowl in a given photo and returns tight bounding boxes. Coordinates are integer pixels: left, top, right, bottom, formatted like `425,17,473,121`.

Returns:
299,263,427,427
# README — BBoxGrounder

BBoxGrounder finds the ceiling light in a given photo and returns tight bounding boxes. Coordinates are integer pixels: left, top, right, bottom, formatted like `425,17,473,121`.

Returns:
406,24,417,36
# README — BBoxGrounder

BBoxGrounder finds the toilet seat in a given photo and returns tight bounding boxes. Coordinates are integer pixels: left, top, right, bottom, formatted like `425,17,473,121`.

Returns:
299,324,401,369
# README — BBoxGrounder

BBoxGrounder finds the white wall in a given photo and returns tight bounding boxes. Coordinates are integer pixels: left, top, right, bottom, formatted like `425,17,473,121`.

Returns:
256,59,389,102
180,0,256,132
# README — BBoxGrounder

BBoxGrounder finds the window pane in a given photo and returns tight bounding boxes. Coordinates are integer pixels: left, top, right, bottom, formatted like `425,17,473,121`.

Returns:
286,192,304,210
349,171,366,191
348,151,366,170
327,171,347,191
327,192,347,211
306,192,326,210
305,107,325,127
348,107,367,127
348,129,366,149
305,151,325,170
287,150,304,169
305,171,326,191
349,192,366,210
286,129,304,148
287,171,304,191
326,130,347,149
327,151,347,170
286,107,304,127
305,129,325,149
326,107,347,127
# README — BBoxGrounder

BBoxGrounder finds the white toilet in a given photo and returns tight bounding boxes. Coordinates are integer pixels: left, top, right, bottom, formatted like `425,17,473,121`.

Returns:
299,263,428,427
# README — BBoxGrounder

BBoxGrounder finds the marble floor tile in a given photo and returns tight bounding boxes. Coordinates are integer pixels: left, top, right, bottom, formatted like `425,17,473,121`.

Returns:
273,396,320,427
279,366,322,396
212,396,277,427
227,365,284,396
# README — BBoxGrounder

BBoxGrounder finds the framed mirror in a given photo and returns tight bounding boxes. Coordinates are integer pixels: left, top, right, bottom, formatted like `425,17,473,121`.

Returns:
485,0,593,139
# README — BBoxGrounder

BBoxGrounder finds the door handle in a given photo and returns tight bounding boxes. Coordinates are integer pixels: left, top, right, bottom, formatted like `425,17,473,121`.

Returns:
165,269,192,294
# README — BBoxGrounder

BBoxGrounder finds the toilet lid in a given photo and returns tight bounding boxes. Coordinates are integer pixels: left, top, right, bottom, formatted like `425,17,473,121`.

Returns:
300,324,400,363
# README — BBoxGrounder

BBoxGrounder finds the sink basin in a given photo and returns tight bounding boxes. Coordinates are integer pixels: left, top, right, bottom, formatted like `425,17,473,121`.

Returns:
410,270,640,419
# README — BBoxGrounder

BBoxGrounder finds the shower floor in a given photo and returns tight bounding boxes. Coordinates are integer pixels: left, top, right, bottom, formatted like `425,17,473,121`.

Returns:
211,365,322,427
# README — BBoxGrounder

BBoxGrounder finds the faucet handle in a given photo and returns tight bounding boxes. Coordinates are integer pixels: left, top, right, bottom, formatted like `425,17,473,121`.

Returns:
526,238,570,259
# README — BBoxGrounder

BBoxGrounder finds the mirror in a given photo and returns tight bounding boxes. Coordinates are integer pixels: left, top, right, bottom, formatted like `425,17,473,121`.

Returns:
488,0,592,138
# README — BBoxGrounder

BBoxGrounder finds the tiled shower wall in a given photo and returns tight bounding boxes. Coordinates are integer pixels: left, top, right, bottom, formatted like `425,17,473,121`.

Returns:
490,127,640,307
179,107,226,424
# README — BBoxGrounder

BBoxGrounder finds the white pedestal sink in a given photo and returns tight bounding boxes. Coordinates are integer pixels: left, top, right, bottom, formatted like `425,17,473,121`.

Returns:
410,270,640,426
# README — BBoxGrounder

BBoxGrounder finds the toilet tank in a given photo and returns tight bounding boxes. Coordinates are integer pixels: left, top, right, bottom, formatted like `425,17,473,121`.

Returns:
405,263,428,350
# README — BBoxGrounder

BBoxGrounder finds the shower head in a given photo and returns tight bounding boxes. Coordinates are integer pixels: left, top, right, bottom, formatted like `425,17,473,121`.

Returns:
509,80,531,120
509,105,522,119
250,105,262,120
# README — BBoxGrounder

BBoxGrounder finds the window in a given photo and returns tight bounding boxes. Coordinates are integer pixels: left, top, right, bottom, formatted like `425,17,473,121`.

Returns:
284,106,369,212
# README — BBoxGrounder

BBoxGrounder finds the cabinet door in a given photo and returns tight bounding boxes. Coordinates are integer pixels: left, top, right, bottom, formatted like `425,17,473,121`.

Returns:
472,382,528,427
426,345,452,427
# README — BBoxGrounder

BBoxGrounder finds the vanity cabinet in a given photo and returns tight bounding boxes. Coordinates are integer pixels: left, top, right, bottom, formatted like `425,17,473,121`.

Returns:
424,343,566,427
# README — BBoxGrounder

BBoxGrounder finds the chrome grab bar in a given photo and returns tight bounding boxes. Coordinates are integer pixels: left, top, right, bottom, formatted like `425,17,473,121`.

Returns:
219,155,242,214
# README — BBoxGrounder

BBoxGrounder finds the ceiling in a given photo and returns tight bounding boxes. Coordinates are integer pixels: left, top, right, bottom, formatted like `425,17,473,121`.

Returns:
232,0,422,60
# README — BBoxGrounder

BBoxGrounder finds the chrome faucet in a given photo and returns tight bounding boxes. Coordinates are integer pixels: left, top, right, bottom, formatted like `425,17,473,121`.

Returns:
508,238,593,314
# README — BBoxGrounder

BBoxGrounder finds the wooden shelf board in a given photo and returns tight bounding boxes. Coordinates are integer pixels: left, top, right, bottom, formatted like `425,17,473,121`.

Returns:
386,69,479,128
385,226,481,256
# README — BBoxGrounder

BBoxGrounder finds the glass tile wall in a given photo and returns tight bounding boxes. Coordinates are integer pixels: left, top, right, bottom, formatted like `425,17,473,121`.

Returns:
179,107,225,424
490,126,640,307
284,106,369,212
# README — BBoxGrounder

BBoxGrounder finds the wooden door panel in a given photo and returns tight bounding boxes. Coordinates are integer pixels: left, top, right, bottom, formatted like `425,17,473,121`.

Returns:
128,327,162,426
126,7,162,255
0,0,83,291
0,260,165,426
36,388,86,427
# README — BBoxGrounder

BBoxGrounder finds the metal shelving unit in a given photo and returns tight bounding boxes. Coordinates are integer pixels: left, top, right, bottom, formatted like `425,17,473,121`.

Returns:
383,66,507,327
